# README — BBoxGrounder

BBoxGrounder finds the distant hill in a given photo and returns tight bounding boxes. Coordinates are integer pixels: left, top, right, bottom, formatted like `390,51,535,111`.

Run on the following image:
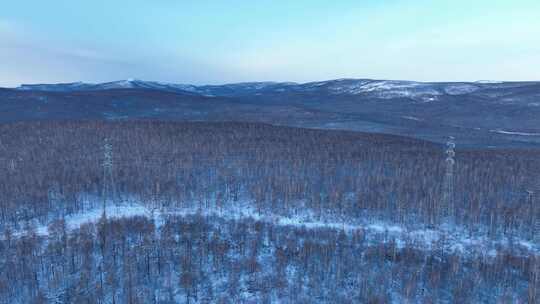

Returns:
3,78,540,148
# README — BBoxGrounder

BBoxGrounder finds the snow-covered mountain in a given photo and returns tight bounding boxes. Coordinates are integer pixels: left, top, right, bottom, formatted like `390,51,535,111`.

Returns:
17,81,96,92
4,78,540,148
17,79,201,95
15,78,540,103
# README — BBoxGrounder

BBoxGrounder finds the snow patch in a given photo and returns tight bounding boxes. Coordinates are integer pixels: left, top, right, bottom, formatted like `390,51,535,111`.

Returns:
443,84,479,95
476,80,504,84
490,129,540,136
14,199,539,258
32,204,150,235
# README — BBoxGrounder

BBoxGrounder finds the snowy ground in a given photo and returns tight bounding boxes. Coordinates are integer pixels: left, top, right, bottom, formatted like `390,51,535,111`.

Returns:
12,196,538,258
490,129,540,136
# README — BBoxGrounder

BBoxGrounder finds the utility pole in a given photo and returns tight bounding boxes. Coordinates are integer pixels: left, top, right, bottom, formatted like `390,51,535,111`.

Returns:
102,138,117,216
443,136,456,220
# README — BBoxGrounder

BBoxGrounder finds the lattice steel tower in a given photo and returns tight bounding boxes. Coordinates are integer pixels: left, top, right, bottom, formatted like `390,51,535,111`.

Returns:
101,138,117,214
526,168,540,242
443,136,456,218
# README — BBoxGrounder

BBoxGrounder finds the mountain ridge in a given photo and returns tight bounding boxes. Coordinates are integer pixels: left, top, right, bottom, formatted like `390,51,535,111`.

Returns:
2,78,540,148
13,78,540,97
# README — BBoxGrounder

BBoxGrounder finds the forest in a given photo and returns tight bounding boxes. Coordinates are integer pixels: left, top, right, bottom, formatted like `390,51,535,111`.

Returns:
0,121,539,303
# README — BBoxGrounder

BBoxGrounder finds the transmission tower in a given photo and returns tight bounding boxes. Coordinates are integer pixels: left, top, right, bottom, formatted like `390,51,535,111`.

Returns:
101,138,117,215
442,136,456,219
525,169,540,242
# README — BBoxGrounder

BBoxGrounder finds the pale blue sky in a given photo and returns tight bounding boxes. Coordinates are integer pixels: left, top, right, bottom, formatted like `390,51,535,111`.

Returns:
1,0,539,86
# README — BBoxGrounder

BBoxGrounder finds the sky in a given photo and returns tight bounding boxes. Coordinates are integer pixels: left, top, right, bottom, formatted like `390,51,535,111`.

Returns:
1,0,539,87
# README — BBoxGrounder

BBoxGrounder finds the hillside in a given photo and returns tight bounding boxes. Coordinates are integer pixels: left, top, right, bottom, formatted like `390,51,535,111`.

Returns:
2,78,540,148
1,121,539,302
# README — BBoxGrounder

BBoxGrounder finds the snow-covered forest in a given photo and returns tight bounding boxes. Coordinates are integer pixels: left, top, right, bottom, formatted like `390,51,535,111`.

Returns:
0,121,539,303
